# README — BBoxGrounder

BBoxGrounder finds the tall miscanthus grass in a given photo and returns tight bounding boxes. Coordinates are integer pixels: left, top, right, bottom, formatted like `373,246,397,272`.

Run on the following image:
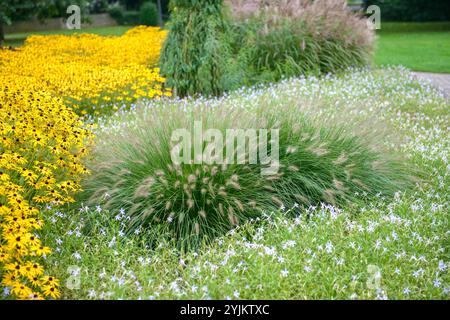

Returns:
81,87,410,250
227,0,375,82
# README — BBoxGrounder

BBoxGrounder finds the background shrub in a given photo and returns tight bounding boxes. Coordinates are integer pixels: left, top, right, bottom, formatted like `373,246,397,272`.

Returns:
161,0,375,96
81,89,409,250
363,0,450,22
139,1,159,26
229,0,374,83
108,6,140,25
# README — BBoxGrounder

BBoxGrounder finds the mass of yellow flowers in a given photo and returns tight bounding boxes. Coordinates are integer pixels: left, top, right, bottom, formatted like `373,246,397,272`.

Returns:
0,87,94,299
0,26,170,115
0,26,169,299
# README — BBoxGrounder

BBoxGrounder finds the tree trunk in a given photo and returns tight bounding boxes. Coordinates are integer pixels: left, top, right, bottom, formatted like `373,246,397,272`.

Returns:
156,0,164,28
0,23,4,46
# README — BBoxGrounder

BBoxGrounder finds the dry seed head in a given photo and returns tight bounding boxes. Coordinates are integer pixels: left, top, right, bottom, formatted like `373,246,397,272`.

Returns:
345,169,353,181
294,193,309,204
161,178,169,187
155,169,165,177
113,179,126,188
264,185,275,192
310,145,328,156
323,189,336,205
265,175,280,181
288,165,299,172
218,186,227,196
134,184,150,199
208,182,216,196
286,146,297,154
201,188,207,195
352,178,370,191
195,223,200,235
199,210,206,218
129,203,142,216
188,174,197,183
186,199,194,209
219,203,224,216
228,207,238,225
248,200,257,208
271,196,284,207
333,153,348,165
372,160,384,170
165,201,172,211
300,132,310,141
234,199,244,212
333,179,346,192
226,180,241,190
142,207,155,219
211,166,218,176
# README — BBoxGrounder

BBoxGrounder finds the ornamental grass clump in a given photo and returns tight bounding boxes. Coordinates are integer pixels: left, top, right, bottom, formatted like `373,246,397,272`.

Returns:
82,89,410,250
229,0,374,83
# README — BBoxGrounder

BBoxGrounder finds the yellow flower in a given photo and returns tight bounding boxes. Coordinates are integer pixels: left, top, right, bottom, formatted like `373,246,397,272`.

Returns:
11,282,34,300
43,285,60,299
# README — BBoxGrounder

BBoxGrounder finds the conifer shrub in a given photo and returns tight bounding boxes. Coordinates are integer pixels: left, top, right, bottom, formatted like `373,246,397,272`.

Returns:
159,0,239,97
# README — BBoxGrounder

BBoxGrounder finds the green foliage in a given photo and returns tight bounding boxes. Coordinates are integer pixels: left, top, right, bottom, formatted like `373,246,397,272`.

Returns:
363,0,450,22
160,0,374,96
139,1,158,26
40,68,448,299
81,84,410,250
108,6,140,25
159,0,238,97
0,0,44,25
0,0,90,26
230,0,374,83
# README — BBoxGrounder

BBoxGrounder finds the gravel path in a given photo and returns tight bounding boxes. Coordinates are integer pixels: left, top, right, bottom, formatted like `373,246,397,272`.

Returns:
413,72,450,98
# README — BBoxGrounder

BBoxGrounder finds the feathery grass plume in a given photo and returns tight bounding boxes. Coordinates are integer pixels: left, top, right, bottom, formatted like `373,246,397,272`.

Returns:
227,0,374,83
81,81,410,250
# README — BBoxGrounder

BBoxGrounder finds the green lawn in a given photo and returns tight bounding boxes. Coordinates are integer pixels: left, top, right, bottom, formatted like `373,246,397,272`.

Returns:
375,22,450,73
3,26,132,47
